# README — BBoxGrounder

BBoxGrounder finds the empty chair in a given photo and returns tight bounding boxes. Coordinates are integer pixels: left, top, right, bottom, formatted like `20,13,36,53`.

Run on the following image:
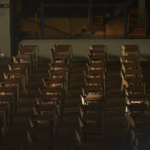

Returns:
127,115,149,139
125,88,146,105
77,116,101,142
74,129,102,149
79,105,99,125
121,44,140,57
124,79,145,94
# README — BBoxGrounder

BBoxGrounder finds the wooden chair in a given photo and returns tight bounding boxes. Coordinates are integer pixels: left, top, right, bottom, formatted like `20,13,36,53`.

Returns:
79,105,100,125
127,116,149,139
27,127,53,142
77,116,101,142
126,103,148,116
74,129,102,150
125,88,145,105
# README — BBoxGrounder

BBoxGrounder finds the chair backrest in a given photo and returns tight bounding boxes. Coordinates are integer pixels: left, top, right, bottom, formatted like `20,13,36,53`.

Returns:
88,55,92,64
18,51,21,55
29,117,34,127
124,79,129,88
48,70,51,78
86,63,89,72
121,44,125,51
80,95,85,105
79,105,84,118
119,55,123,63
120,70,125,79
38,87,42,95
36,96,40,105
27,130,32,142
13,56,18,63
50,49,54,64
78,116,84,127
121,49,126,56
42,78,46,87
81,87,86,96
125,88,129,96
48,63,52,71
2,71,8,79
19,44,22,49
8,64,12,71
84,79,88,86
74,130,81,146
129,129,139,148
121,63,125,73
33,105,38,115
89,46,92,50
127,115,135,128
83,70,87,78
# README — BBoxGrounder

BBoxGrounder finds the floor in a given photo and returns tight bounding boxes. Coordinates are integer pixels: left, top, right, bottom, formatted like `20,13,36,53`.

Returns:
1,61,149,150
